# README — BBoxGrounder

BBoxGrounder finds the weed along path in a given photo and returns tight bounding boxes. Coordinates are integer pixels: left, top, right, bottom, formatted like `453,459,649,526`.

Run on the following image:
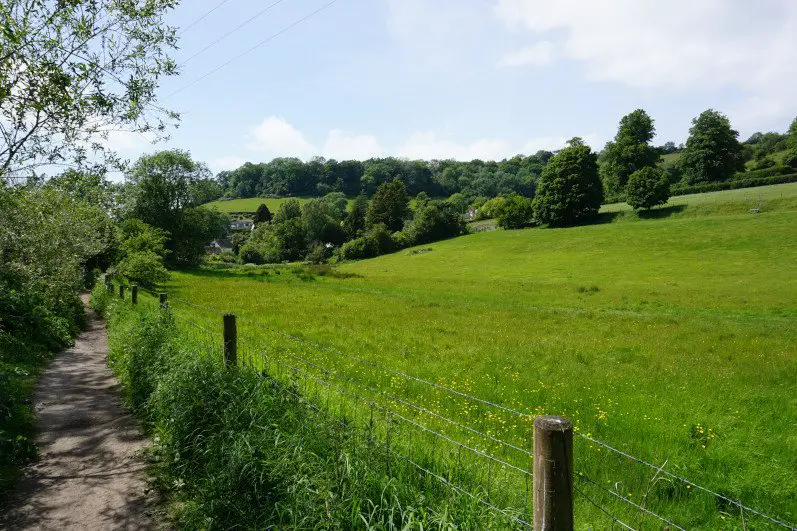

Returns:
0,295,154,530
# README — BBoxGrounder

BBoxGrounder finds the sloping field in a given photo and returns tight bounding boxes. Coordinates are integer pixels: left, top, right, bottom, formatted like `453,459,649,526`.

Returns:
205,197,313,213
166,183,797,528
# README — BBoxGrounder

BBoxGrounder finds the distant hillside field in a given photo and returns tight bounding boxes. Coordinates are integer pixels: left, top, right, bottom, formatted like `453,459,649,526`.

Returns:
205,197,314,213
163,182,797,529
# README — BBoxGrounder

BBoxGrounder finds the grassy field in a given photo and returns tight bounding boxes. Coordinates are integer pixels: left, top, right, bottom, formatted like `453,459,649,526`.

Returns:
205,197,314,213
163,183,797,529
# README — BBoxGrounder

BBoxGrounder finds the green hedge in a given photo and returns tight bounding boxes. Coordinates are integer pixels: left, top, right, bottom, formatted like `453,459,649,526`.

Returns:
93,285,522,529
671,173,797,196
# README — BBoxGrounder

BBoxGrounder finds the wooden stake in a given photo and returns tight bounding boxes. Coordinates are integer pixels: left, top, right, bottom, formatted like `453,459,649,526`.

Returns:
223,313,237,366
533,416,574,531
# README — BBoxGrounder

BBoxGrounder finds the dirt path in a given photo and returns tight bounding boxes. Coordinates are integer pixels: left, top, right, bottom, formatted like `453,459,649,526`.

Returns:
0,295,154,530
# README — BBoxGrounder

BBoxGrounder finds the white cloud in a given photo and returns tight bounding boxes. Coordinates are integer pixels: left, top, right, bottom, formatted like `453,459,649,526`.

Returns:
210,156,246,173
498,41,554,68
322,130,383,160
397,132,515,161
103,130,146,152
246,116,316,157
494,0,797,126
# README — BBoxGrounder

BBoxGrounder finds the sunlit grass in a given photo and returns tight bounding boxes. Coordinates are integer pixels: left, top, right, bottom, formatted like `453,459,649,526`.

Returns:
165,184,797,529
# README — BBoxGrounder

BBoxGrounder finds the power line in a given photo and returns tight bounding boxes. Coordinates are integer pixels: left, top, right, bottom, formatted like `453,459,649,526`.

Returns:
179,0,236,36
179,0,288,65
165,0,339,99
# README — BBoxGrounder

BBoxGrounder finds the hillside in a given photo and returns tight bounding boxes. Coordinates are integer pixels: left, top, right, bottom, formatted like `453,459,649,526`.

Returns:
164,182,797,528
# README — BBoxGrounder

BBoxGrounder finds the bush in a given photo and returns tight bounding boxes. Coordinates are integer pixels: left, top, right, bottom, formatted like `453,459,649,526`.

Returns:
116,251,170,286
477,197,506,220
625,167,671,210
337,224,395,260
783,150,797,170
496,193,534,229
533,144,603,226
404,204,467,244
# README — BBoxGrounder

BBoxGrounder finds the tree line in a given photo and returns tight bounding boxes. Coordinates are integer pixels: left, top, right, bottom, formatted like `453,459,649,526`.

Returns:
215,112,797,209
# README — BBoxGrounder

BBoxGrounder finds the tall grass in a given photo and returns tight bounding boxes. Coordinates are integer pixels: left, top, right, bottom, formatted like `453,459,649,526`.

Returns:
94,285,525,529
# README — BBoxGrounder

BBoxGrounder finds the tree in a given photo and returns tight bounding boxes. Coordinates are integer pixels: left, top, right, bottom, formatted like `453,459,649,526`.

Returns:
0,0,178,181
789,116,797,138
273,198,302,224
126,151,226,264
253,204,273,225
342,195,368,238
404,204,467,245
533,144,603,227
116,252,170,286
599,109,660,197
625,167,670,210
366,179,409,232
302,199,346,246
497,194,534,229
446,193,470,214
680,109,744,184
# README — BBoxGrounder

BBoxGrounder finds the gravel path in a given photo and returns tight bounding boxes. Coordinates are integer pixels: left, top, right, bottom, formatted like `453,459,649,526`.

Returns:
0,296,154,530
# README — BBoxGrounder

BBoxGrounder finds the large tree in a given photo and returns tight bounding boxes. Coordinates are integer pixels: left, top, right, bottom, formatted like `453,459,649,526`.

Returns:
599,109,660,197
366,178,409,232
680,109,745,184
532,140,603,227
0,0,179,181
126,150,228,264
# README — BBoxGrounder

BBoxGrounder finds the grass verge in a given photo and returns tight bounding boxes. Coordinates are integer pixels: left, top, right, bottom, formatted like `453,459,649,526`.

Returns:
93,284,526,529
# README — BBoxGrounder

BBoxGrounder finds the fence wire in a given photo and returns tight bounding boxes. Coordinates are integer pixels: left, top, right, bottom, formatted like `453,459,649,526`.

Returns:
109,284,797,531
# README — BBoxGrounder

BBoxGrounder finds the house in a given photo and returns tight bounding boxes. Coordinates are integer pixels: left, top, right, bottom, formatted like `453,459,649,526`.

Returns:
466,209,478,220
229,220,254,230
207,239,233,255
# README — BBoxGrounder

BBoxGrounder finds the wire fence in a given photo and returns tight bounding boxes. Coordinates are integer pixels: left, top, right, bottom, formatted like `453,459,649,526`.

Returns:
110,281,797,530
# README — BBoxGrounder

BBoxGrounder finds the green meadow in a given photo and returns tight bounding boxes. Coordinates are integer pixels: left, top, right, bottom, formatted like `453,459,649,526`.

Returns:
161,183,797,529
204,196,313,213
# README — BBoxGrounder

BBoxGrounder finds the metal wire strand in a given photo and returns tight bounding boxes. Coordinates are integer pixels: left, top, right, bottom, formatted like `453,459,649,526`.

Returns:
576,434,796,529
573,483,636,531
578,474,685,531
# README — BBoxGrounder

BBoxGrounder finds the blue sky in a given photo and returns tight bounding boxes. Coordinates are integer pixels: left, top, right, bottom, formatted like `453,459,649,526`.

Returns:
110,0,797,174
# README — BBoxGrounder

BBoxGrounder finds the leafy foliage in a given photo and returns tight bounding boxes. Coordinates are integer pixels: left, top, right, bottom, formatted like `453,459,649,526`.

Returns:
126,151,229,265
253,204,273,225
496,193,535,229
366,179,410,232
625,167,671,210
0,0,178,180
1,184,112,497
680,109,745,184
599,109,661,196
404,203,467,244
532,144,603,226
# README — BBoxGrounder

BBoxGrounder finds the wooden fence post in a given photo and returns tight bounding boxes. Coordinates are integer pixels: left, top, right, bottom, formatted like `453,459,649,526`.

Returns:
534,416,574,531
223,313,237,366
131,285,138,305
118,284,125,300
159,293,168,309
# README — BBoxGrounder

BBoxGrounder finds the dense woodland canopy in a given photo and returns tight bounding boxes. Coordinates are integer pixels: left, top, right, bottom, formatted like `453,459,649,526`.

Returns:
214,111,797,205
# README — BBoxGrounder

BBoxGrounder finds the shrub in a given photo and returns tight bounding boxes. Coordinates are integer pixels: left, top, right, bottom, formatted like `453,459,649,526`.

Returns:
305,242,330,264
404,204,467,244
338,224,395,260
478,197,506,220
625,167,671,210
496,193,534,229
533,143,603,226
116,251,170,286
783,149,797,170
